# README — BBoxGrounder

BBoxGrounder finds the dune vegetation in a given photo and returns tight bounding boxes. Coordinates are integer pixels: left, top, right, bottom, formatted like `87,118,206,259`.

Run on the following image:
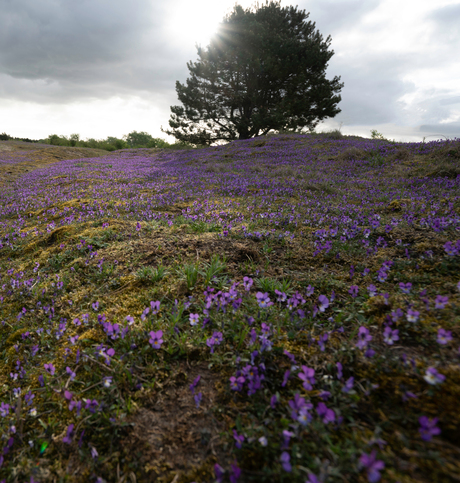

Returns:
0,131,459,482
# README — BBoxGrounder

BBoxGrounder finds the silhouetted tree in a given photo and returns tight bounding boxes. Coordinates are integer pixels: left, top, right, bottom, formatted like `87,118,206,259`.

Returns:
162,1,344,145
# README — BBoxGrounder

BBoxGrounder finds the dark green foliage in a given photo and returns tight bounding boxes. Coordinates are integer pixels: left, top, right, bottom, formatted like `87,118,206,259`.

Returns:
124,130,170,148
162,0,344,145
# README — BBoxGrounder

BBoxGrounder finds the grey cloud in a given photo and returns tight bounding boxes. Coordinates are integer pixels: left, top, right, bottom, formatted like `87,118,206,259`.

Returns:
0,0,187,103
439,96,460,106
301,0,380,36
326,53,417,126
427,3,460,44
419,123,460,137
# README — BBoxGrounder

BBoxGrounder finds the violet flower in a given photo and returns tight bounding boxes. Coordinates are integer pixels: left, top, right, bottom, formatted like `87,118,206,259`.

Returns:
406,309,420,323
318,294,329,312
356,326,372,350
148,330,163,349
44,363,55,376
256,291,273,308
298,365,315,390
419,416,441,441
399,282,412,294
316,402,335,424
437,328,452,345
280,452,292,472
336,362,343,379
359,451,385,482
383,326,399,345
342,376,354,393
423,367,445,385
434,295,448,309
62,424,74,444
349,285,359,298
233,430,244,449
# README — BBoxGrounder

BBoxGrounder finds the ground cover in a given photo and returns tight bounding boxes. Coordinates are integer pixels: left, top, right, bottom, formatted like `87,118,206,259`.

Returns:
0,133,459,482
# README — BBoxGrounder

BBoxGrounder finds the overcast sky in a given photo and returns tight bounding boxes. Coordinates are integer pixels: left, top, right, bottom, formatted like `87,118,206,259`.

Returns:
1,0,459,143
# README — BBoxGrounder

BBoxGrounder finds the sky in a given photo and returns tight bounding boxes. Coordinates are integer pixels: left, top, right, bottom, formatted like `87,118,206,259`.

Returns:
1,0,459,144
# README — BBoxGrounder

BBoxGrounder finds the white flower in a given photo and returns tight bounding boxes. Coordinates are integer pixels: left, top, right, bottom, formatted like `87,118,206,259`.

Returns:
258,436,268,446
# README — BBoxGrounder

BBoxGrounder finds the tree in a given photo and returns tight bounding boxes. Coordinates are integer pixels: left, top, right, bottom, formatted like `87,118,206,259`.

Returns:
162,1,344,146
124,131,155,148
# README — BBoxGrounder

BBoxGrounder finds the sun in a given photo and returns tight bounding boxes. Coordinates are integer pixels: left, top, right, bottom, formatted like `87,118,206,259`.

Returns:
167,0,226,48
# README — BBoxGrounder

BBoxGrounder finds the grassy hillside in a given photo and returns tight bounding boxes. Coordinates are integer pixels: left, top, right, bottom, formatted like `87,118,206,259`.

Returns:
0,133,459,482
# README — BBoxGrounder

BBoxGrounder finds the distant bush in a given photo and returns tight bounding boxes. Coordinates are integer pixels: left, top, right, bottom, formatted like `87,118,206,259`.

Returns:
324,129,344,140
1,130,201,151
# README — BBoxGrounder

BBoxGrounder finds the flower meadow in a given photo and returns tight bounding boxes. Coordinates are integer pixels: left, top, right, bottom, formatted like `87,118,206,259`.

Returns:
0,132,459,482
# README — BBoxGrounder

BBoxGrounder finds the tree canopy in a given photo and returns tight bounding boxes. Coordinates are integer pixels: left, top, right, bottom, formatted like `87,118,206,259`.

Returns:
162,1,344,146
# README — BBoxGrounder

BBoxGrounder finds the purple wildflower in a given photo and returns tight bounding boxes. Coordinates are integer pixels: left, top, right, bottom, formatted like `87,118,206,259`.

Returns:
437,328,452,345
66,366,76,380
336,362,343,379
275,289,287,302
342,376,354,393
356,326,372,350
206,331,223,353
233,430,245,449
399,282,412,294
0,402,10,417
288,393,312,422
44,363,55,376
434,295,448,309
367,284,378,297
189,375,201,393
391,308,403,322
189,313,199,326
423,367,445,385
282,370,291,387
306,474,321,483
148,330,163,349
444,241,458,256
317,332,328,352
419,416,441,441
230,376,245,391
256,291,273,308
359,451,385,482
102,377,113,388
298,365,315,390
349,285,359,298
383,326,399,345
318,295,329,312
85,399,99,413
229,462,241,483
280,452,292,472
243,276,253,291
297,405,312,426
62,424,74,444
406,309,420,323
214,463,225,482
150,300,161,314
316,402,335,424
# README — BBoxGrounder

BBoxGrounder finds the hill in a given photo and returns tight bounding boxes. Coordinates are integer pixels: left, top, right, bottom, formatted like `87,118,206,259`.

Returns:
0,133,459,482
